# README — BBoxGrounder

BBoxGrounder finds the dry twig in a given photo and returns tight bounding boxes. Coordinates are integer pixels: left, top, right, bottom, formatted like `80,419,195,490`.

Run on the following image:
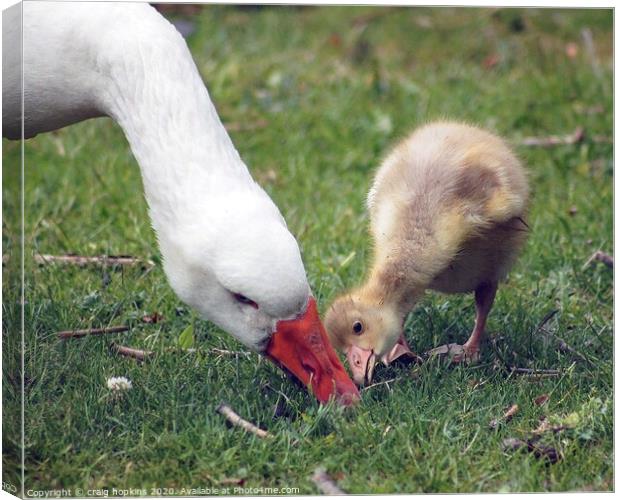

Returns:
361,377,401,392
534,309,559,335
502,416,571,464
581,28,602,79
517,127,611,147
35,254,154,268
224,119,269,133
509,367,561,377
551,334,592,365
202,473,245,486
533,417,571,436
163,347,253,357
518,127,584,147
216,403,271,439
536,310,594,366
58,325,129,339
502,436,561,464
311,467,346,495
263,383,292,405
111,344,152,362
211,348,252,357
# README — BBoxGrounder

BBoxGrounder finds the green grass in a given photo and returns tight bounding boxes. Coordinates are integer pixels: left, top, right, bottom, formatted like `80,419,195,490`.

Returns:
3,5,613,494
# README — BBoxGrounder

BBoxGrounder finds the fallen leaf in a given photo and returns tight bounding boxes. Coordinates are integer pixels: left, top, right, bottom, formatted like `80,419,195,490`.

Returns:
328,33,342,48
562,411,581,427
414,15,432,28
483,53,500,69
257,169,278,185
178,324,194,349
502,435,562,464
534,394,550,406
219,477,245,486
142,312,165,324
584,250,613,269
529,441,561,464
534,417,551,434
565,42,579,59
504,404,519,421
489,404,519,429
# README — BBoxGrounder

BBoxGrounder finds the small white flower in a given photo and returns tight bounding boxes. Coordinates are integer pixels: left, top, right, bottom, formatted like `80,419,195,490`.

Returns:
106,376,132,391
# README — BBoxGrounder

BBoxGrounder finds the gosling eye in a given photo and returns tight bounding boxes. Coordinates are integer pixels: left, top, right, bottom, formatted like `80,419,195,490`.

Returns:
232,292,259,309
352,320,364,335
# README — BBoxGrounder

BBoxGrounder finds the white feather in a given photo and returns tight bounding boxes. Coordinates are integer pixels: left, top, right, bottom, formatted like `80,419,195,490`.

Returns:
3,3,310,350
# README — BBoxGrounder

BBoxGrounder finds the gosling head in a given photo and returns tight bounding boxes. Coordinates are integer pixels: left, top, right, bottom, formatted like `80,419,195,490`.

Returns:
324,292,403,385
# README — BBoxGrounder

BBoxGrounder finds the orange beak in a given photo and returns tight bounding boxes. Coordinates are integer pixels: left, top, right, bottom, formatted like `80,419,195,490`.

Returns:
265,298,360,406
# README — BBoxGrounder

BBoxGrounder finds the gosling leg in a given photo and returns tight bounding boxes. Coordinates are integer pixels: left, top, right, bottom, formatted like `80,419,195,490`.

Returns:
462,281,498,358
425,281,498,363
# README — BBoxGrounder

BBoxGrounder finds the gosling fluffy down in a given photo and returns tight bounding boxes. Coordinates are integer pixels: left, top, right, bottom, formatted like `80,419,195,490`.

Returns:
325,121,529,385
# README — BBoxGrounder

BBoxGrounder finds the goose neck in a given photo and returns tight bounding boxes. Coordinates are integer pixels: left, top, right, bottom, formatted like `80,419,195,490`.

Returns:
95,10,253,229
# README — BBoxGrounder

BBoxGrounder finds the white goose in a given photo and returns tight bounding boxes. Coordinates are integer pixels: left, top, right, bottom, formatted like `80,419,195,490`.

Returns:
3,2,359,405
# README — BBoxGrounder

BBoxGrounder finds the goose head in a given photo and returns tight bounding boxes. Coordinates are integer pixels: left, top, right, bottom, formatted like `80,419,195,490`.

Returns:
325,291,403,385
156,187,360,405
5,0,359,405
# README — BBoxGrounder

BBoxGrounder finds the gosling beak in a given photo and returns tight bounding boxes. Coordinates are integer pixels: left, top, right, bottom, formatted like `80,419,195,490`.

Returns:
346,345,377,386
265,297,360,406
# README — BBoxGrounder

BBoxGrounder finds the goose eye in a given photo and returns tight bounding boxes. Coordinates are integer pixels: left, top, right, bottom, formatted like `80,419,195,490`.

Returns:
232,292,259,309
352,320,364,335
